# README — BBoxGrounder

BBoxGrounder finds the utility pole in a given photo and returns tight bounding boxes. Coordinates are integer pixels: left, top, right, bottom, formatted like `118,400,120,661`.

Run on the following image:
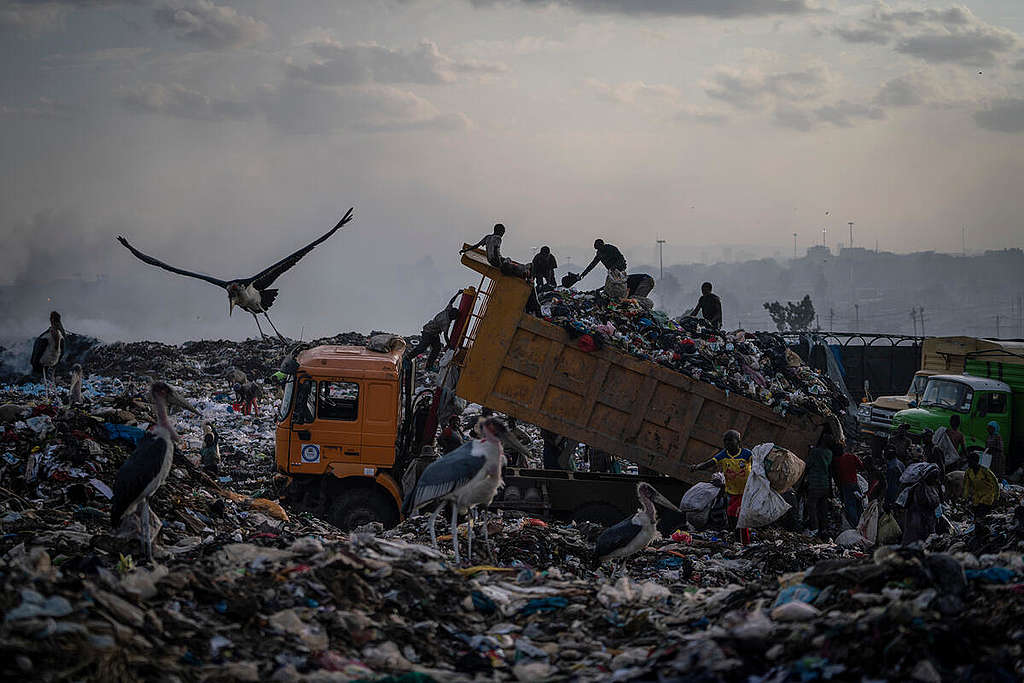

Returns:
919,306,925,337
822,227,826,247
848,221,854,248
829,307,834,332
656,239,666,280
962,226,966,257
793,233,798,259
910,307,918,337
854,303,859,332
996,314,1001,338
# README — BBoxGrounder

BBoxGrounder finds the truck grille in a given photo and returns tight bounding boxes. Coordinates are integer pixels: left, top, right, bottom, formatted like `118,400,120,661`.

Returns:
869,407,896,427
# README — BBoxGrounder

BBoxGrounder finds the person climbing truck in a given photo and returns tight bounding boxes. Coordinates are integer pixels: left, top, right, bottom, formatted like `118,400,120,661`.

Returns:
690,429,752,544
690,281,722,329
408,306,459,371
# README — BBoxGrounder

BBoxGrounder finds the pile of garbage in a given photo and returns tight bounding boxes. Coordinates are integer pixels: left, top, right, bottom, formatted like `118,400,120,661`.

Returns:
537,288,847,421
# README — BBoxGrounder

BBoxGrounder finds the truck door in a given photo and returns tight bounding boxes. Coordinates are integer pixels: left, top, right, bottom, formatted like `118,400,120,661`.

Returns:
314,379,364,468
288,378,320,473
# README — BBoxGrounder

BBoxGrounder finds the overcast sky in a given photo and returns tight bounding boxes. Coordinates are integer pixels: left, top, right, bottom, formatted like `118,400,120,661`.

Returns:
2,0,1023,342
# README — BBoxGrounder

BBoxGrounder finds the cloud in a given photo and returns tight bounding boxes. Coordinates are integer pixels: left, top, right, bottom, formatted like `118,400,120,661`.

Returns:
118,82,255,121
153,0,269,49
0,97,74,119
288,39,505,86
585,78,728,123
974,98,1024,133
773,105,813,131
469,0,819,19
833,3,1019,66
814,99,885,127
1015,58,1024,71
0,0,139,34
875,73,930,107
703,63,833,110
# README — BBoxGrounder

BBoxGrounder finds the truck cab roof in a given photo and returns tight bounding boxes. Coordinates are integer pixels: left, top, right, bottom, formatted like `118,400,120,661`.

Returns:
297,345,404,381
930,374,1012,393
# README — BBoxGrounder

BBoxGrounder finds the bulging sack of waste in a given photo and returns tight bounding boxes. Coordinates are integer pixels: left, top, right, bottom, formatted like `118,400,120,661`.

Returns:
856,499,881,545
764,446,804,493
680,481,722,513
877,511,902,545
737,443,791,529
367,334,404,353
835,528,871,549
604,269,628,301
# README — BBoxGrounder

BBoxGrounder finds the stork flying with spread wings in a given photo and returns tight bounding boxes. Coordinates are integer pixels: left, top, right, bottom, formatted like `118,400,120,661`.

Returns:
117,208,354,340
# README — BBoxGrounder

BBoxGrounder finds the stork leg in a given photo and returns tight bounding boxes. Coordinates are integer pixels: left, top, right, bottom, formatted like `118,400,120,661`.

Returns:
139,498,152,562
428,503,443,550
450,501,461,565
480,509,494,562
467,509,474,563
263,311,288,343
251,313,268,341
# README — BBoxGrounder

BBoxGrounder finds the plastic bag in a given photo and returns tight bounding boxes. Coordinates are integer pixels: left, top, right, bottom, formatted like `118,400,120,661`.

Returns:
604,269,628,301
933,427,961,466
877,512,902,545
856,499,880,544
680,482,722,513
764,446,805,493
736,443,791,529
835,529,871,548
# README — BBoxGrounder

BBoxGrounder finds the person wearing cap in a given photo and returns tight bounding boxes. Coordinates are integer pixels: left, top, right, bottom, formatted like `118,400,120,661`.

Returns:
689,282,722,329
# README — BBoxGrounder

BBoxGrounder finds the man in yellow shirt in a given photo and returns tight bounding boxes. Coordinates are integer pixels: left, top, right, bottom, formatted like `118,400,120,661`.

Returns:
963,450,999,517
691,430,752,543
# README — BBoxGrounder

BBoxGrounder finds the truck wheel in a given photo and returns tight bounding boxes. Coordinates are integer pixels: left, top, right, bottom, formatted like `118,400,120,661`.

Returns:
327,486,399,531
572,503,625,527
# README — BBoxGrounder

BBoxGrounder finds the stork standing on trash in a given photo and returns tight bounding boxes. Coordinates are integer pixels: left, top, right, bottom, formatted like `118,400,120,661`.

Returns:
402,417,507,564
111,381,200,562
30,311,65,400
116,208,354,341
594,482,680,576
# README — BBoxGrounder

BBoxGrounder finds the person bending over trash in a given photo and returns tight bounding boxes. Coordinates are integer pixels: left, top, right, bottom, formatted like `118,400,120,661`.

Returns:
963,450,999,518
691,429,752,544
898,463,941,544
407,306,458,372
531,246,558,288
689,281,722,329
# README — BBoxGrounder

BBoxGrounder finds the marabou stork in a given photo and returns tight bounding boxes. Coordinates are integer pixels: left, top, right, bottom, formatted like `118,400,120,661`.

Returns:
30,311,65,400
402,417,507,564
116,208,354,341
594,482,680,576
111,381,200,561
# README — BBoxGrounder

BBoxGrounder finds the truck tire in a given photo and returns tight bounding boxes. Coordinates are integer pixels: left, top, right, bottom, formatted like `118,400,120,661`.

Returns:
327,485,399,531
572,502,625,527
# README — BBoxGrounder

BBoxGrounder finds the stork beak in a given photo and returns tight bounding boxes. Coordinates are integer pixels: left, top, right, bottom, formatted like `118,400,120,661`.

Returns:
652,489,681,512
168,388,201,416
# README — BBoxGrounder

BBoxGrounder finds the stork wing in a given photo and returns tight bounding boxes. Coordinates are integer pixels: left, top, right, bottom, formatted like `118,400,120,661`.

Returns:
117,236,229,289
402,441,483,515
111,431,169,528
245,208,354,290
30,333,47,374
594,516,642,560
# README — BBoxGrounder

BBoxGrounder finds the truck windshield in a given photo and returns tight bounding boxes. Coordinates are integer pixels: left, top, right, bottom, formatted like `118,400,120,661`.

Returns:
908,374,929,396
920,379,973,413
277,378,294,422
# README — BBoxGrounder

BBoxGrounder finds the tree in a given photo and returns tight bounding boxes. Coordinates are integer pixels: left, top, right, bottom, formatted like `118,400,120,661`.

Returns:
763,295,816,332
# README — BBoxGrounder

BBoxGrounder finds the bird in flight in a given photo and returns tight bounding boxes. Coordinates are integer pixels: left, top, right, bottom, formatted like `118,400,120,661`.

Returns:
117,208,354,340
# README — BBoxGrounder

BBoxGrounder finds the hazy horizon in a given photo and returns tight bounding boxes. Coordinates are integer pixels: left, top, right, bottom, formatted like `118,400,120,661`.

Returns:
2,0,1023,342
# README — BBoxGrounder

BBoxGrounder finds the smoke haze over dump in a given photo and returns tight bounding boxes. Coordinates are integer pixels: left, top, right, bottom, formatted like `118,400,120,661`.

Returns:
2,0,1024,343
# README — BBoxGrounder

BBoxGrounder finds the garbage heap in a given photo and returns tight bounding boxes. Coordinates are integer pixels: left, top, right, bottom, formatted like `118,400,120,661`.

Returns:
536,288,847,422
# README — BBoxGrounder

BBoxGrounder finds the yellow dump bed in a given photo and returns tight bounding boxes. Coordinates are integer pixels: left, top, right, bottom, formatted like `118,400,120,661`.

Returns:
922,336,1024,374
454,248,826,484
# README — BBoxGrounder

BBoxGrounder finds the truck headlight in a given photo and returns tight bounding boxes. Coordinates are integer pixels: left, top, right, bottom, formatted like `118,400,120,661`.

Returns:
858,404,871,419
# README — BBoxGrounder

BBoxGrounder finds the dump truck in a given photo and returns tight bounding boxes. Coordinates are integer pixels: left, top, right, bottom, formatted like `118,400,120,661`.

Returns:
893,343,1024,474
274,247,831,529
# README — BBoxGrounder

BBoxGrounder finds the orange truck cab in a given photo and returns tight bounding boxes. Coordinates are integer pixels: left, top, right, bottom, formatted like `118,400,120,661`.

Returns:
275,344,414,529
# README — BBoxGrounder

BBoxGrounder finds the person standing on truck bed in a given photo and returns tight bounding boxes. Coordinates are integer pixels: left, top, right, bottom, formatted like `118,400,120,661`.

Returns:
690,429,752,544
579,239,627,282
531,246,558,288
462,223,505,268
408,306,458,372
689,282,722,329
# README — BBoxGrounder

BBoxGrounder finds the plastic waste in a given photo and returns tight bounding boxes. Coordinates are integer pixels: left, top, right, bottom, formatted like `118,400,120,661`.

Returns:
737,443,791,529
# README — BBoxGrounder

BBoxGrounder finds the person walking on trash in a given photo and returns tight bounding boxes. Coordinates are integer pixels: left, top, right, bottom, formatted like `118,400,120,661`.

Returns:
407,306,458,372
691,429,752,544
897,463,941,544
803,434,834,538
833,441,864,527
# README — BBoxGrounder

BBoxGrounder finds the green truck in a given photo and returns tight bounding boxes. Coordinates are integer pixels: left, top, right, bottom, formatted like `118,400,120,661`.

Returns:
892,349,1024,473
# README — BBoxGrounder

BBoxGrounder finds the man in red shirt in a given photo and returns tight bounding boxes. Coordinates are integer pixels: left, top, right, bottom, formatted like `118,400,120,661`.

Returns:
833,444,864,527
